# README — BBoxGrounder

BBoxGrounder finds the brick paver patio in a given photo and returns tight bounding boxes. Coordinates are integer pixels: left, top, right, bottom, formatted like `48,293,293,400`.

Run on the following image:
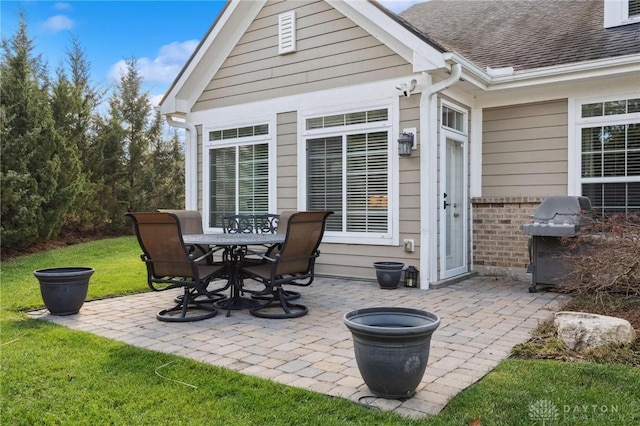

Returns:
29,275,564,419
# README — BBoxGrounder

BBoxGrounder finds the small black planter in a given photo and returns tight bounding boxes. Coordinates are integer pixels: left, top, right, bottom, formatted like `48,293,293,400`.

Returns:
344,307,440,399
34,267,94,315
373,262,404,289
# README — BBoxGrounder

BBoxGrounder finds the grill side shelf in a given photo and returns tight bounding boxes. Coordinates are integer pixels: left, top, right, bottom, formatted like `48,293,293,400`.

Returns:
523,223,577,237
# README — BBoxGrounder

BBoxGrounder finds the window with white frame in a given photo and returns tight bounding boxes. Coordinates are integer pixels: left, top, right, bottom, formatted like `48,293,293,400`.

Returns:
205,123,271,228
304,108,391,239
442,104,465,133
604,0,640,27
578,97,640,215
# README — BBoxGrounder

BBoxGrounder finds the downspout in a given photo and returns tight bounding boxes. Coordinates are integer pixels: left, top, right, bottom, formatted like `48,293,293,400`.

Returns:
419,62,462,289
165,114,198,211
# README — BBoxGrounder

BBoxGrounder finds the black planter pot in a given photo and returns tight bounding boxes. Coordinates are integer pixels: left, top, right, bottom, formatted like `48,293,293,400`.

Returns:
344,307,440,399
34,267,94,315
373,262,404,289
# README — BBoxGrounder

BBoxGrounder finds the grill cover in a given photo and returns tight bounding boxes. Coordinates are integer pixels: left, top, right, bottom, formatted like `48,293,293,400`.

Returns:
523,196,592,237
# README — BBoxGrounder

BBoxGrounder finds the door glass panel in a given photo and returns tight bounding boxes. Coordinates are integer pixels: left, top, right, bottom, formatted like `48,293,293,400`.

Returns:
445,138,464,271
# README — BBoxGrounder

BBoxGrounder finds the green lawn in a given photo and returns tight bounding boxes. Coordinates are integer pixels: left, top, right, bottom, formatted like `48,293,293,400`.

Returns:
1,237,639,425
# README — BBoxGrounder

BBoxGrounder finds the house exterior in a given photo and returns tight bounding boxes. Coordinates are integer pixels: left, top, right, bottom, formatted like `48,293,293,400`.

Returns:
160,0,640,288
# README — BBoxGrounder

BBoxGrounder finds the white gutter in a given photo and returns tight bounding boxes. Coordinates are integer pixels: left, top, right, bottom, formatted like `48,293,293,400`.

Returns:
165,115,198,210
419,62,462,289
444,51,640,91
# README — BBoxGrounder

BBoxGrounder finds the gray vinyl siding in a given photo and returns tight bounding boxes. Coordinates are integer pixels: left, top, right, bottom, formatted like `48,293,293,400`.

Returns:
276,111,297,212
193,0,412,111
398,95,421,262
197,126,203,211
482,99,568,197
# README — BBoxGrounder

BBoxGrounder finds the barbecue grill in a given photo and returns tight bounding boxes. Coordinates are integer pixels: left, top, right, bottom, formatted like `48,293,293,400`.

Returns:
523,196,592,293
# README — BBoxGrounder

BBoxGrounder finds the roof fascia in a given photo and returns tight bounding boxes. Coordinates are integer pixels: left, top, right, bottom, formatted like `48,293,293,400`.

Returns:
486,54,640,90
160,0,266,115
443,52,490,90
327,0,445,72
445,52,640,92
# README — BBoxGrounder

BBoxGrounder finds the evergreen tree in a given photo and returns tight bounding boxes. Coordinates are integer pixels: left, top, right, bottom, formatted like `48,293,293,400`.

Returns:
0,14,53,248
92,58,170,232
1,14,187,251
146,125,185,210
52,37,105,232
111,59,156,213
90,110,127,233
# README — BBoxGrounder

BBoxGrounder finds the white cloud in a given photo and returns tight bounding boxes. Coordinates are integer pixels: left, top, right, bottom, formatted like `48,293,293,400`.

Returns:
54,2,72,11
150,94,164,107
42,14,75,32
108,39,199,85
379,0,427,13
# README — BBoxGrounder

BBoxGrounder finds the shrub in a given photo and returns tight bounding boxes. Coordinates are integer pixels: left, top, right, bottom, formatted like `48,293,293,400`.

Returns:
562,213,640,298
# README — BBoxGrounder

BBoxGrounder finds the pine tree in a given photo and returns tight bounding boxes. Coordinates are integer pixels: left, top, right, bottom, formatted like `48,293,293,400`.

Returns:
146,125,185,210
0,14,53,248
1,15,187,249
52,37,105,232
90,108,127,234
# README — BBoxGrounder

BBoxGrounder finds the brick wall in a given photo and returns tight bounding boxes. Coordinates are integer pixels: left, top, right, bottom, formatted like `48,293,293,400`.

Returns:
471,196,544,281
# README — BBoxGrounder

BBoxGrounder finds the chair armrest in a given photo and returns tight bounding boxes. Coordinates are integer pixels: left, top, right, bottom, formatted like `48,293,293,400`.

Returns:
193,247,222,264
243,248,278,263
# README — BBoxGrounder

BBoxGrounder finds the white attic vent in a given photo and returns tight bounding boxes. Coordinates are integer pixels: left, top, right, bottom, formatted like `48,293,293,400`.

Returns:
278,11,296,55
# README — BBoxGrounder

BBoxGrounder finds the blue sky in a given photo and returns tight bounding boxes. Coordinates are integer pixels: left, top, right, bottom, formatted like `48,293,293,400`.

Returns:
1,1,423,106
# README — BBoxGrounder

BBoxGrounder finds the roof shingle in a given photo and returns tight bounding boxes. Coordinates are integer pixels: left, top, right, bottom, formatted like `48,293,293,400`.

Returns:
399,0,640,71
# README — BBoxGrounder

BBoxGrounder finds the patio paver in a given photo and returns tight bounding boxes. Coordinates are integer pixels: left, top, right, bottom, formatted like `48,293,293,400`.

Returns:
28,275,565,419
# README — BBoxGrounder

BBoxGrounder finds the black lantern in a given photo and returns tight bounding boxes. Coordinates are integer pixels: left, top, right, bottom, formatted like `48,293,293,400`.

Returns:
404,266,419,288
398,132,414,157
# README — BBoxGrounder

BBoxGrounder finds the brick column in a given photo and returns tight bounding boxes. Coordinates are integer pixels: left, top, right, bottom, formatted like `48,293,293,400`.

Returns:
471,196,544,281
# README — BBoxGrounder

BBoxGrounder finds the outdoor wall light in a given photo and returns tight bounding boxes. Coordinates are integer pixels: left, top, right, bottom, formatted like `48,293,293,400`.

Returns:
398,132,414,157
404,265,419,288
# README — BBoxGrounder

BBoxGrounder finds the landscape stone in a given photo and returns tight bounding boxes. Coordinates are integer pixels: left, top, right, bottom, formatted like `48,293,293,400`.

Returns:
554,311,636,352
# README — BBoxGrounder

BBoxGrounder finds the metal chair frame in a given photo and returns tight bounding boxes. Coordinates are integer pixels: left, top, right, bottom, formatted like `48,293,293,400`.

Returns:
221,213,280,234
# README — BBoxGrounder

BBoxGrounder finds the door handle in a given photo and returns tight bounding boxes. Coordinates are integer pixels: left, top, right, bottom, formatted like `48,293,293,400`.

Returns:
443,192,450,209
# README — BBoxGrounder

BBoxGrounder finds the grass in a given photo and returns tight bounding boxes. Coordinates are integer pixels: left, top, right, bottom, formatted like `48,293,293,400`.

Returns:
512,295,640,366
2,237,639,425
1,236,147,314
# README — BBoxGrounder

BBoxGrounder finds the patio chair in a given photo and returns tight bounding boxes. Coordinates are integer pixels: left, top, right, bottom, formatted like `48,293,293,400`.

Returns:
250,211,301,301
157,209,231,298
157,209,203,234
240,211,333,319
126,212,225,322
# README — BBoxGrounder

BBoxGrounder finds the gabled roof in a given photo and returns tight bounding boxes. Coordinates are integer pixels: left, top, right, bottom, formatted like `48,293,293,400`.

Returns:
160,0,446,115
400,0,640,71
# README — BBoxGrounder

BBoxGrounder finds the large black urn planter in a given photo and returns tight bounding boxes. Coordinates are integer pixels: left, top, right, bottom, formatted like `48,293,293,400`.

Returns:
344,307,440,399
373,262,404,289
34,267,94,315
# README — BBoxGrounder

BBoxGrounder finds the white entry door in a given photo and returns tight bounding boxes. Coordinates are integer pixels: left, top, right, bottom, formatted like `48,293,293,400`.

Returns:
441,134,467,279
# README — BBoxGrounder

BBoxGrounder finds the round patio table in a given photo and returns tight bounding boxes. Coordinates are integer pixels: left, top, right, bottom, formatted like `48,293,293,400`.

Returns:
182,233,285,315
